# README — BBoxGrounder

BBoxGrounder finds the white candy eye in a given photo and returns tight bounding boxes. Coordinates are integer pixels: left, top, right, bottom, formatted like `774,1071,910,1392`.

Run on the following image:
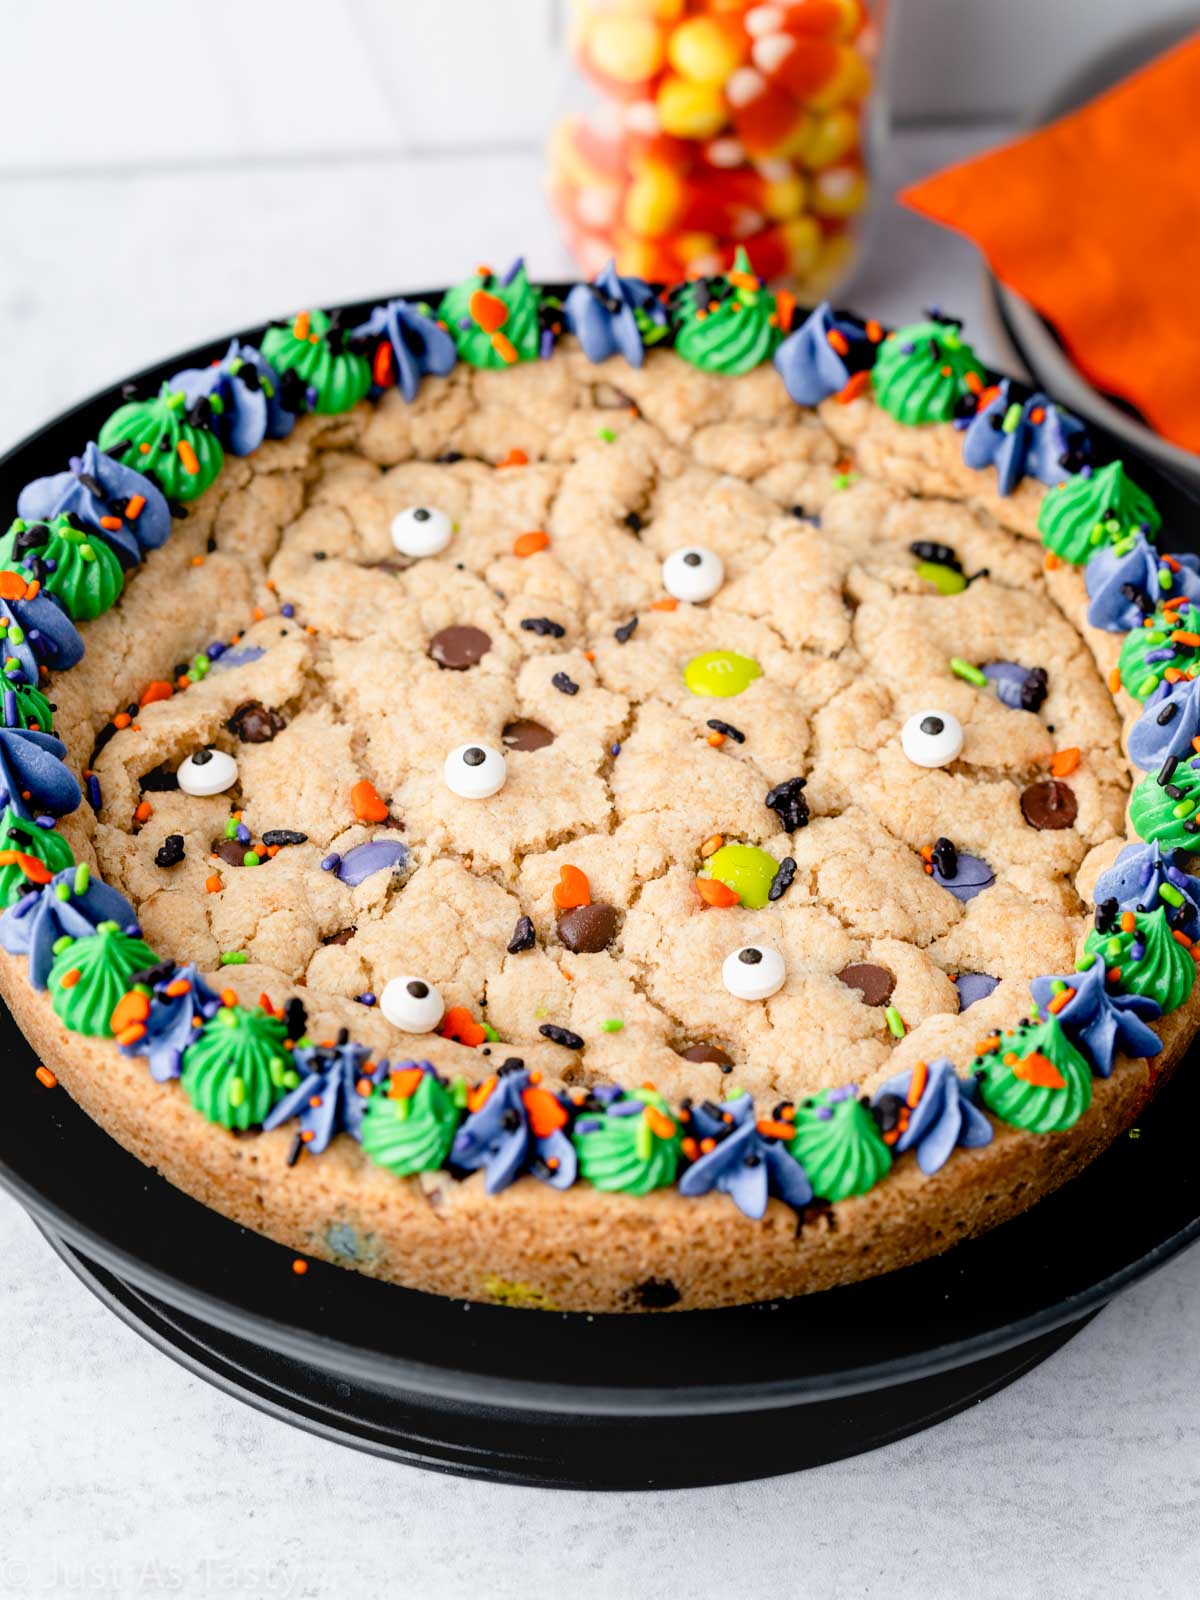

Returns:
901,709,964,769
662,545,725,603
444,742,506,799
380,975,445,1033
391,505,453,558
177,748,238,797
722,943,786,1001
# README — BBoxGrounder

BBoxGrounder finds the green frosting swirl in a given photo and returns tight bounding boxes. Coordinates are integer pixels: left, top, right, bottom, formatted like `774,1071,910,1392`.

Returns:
97,385,223,502
360,1067,465,1176
789,1089,891,1201
1081,906,1195,1011
1038,460,1160,565
261,309,372,415
0,664,53,732
872,319,986,425
1119,604,1200,701
0,515,124,622
47,920,160,1038
0,807,74,907
975,1014,1091,1133
1129,761,1200,850
438,264,542,368
573,1086,682,1195
672,247,782,376
181,1004,298,1131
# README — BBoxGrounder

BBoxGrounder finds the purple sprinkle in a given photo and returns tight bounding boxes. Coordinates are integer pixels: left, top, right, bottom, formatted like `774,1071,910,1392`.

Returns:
575,1117,602,1135
610,742,621,757
1145,649,1176,663
123,921,141,936
1130,941,1146,961
815,1106,833,1121
320,853,341,872
34,814,53,829
44,558,57,572
827,1084,856,1103
610,1100,645,1117
235,823,251,844
539,327,554,360
86,774,101,810
1168,865,1188,886
27,629,40,644
305,384,318,409
500,257,524,287
900,341,915,354
358,992,376,1006
281,603,295,618
336,839,408,888
458,316,473,331
68,455,82,473
1081,464,1094,478
208,641,226,659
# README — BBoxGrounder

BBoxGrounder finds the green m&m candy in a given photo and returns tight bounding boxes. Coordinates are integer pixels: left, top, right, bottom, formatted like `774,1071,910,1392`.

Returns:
701,844,779,909
684,650,762,698
914,560,966,595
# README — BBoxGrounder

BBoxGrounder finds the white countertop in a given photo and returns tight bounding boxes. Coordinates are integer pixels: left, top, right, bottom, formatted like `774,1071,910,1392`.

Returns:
1,125,1198,1599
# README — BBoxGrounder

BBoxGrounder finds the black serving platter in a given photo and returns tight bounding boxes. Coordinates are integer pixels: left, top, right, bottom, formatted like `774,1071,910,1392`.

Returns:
1,294,1199,1488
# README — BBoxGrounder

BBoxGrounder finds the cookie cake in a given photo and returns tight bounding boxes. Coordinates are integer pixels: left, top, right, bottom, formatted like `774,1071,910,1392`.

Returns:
1,253,1196,1313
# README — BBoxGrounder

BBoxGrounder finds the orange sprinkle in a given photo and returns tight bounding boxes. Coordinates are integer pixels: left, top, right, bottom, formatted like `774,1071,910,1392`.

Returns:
252,606,265,622
553,864,591,910
113,712,131,730
190,555,206,567
975,1035,1001,1056
1012,1051,1067,1090
1108,966,1123,984
60,968,81,989
205,874,222,894
865,319,883,343
491,331,518,365
827,327,850,357
176,675,190,690
707,731,726,747
177,439,200,476
125,493,146,521
1120,911,1136,934
373,341,394,388
35,1066,57,1089
138,442,150,454
0,572,29,600
755,1117,796,1141
258,992,276,1016
164,977,192,998
651,596,679,611
699,834,724,858
681,1137,698,1161
775,290,795,331
466,1075,497,1113
134,800,152,823
1108,668,1122,694
99,515,123,531
907,1059,929,1108
513,530,550,558
523,1085,568,1138
583,649,596,661
1044,550,1060,571
498,448,528,468
1163,555,1182,573
0,850,52,884
139,680,174,707
292,1259,308,1276
1050,747,1081,777
292,311,311,341
1165,668,1185,684
835,369,871,404
697,877,739,908
1047,987,1075,1014
1029,406,1046,425
266,844,280,858
1173,929,1195,950
116,1023,147,1047
939,365,953,378
350,778,389,823
644,1106,677,1141
265,581,276,593
1172,630,1200,647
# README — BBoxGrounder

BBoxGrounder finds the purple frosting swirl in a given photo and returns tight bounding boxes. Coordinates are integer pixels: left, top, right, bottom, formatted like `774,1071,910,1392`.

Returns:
17,440,172,563
678,1091,812,1219
1030,962,1161,1078
563,260,667,369
1086,534,1200,634
352,301,458,403
772,301,856,406
955,972,998,1011
961,381,1088,493
0,724,81,817
450,1063,576,1194
171,340,295,455
1127,675,1200,771
1092,839,1200,940
116,961,222,1082
263,1038,386,1152
872,1057,992,1175
0,866,133,988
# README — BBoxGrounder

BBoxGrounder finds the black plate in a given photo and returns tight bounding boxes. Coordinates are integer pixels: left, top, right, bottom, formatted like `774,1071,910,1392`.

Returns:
2,294,1200,1485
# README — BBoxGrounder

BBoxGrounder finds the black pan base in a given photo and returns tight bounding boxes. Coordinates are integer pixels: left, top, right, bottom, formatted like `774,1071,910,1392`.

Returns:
36,1223,1095,1489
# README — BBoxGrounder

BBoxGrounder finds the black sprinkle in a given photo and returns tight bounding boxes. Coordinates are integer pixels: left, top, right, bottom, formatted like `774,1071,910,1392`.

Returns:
507,915,536,954
768,856,796,902
614,617,638,644
908,539,962,571
705,719,745,743
438,450,463,464
154,834,185,869
1164,784,1185,801
539,1023,584,1050
623,511,643,533
284,996,307,1040
103,440,131,457
1158,702,1179,725
286,1133,303,1168
168,500,188,520
1094,896,1119,935
765,776,809,832
1159,756,1180,787
313,550,327,561
520,617,566,638
90,724,118,764
130,960,176,990
551,671,579,696
262,828,309,848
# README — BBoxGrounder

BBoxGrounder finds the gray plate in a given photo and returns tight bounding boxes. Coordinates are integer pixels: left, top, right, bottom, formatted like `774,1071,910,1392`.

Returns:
988,15,1200,487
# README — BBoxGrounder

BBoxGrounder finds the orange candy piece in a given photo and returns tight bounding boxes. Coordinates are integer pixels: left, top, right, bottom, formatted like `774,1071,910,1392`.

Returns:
0,571,30,600
350,779,389,822
553,864,592,910
388,1065,426,1101
1011,1051,1067,1090
697,877,739,907
440,1006,488,1048
139,680,174,707
110,990,151,1033
522,1085,568,1138
469,289,509,334
513,530,550,558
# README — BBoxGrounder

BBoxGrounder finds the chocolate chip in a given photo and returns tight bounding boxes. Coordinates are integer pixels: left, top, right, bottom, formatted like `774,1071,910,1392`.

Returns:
1019,667,1049,713
429,625,492,670
634,1277,680,1309
154,834,185,869
836,963,895,1007
502,719,555,751
212,838,250,867
284,996,307,1040
765,776,809,832
557,902,617,953
323,927,356,946
678,1043,734,1068
138,763,179,792
507,915,536,954
1020,779,1078,831
539,1023,584,1050
227,701,286,743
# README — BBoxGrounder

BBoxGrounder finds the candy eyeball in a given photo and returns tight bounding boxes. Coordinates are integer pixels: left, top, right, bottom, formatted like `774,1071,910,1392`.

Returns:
391,505,453,559
722,943,786,1001
444,742,507,799
380,975,445,1033
662,545,725,603
176,748,238,797
901,709,964,769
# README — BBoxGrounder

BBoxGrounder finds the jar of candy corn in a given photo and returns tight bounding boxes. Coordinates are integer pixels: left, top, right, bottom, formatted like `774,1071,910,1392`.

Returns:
548,0,885,291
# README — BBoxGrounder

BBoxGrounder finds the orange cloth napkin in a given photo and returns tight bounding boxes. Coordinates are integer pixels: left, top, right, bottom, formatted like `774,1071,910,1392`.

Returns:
900,34,1200,452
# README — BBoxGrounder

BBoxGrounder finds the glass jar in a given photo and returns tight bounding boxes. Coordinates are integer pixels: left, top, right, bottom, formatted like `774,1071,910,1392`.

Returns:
547,0,887,293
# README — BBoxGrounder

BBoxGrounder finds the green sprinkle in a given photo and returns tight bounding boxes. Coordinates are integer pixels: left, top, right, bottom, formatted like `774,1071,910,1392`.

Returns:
832,471,857,491
224,818,239,839
950,657,988,687
601,1018,624,1033
1172,799,1196,819
54,882,70,901
1160,883,1185,907
79,543,97,562
884,1005,906,1039
51,934,73,956
242,851,260,867
166,390,185,411
228,1076,246,1108
1160,569,1175,592
218,1007,239,1027
1001,402,1022,434
481,1022,500,1042
597,427,616,443
635,1115,653,1162
74,864,89,895
220,950,249,966
534,1005,548,1019
7,627,21,644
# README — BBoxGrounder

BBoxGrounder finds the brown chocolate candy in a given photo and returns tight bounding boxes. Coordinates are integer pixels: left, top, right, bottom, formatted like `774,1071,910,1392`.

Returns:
429,625,492,670
557,902,617,953
502,718,555,752
678,1043,734,1068
323,927,356,946
836,963,895,1007
211,838,251,868
228,701,286,743
1020,779,1078,831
